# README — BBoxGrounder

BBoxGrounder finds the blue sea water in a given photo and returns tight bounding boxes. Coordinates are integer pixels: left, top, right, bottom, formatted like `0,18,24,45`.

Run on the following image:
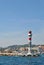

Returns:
0,55,44,65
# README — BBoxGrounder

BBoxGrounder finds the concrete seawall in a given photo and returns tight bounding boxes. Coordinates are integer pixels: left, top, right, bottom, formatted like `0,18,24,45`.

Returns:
0,53,18,56
0,52,23,56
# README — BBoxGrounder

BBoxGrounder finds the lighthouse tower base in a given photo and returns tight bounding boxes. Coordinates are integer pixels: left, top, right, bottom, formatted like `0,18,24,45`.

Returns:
26,47,32,56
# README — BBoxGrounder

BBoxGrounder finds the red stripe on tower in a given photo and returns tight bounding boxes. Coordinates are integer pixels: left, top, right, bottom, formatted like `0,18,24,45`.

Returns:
28,38,31,40
29,31,31,34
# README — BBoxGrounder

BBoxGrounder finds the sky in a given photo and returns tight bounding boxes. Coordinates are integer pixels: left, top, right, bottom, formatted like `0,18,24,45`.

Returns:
0,0,44,47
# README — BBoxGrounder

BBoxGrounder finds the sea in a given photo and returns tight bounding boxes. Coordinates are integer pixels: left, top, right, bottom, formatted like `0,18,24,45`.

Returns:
0,55,44,65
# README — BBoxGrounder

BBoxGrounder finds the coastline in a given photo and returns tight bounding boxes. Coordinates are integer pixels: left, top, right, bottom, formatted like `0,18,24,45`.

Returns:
0,52,41,57
0,52,23,56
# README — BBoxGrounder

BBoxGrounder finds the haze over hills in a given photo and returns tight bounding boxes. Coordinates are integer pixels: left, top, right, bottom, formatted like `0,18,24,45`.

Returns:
0,44,44,51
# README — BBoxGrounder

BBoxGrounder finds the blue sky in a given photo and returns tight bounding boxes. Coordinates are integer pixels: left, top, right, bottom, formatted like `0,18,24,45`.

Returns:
0,0,44,47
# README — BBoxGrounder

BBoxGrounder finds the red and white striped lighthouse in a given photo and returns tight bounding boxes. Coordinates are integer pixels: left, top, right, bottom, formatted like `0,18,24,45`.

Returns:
27,31,32,55
28,31,32,48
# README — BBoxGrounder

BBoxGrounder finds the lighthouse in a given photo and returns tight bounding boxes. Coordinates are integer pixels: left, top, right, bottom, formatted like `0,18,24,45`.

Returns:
28,31,32,48
25,31,40,56
27,31,32,56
